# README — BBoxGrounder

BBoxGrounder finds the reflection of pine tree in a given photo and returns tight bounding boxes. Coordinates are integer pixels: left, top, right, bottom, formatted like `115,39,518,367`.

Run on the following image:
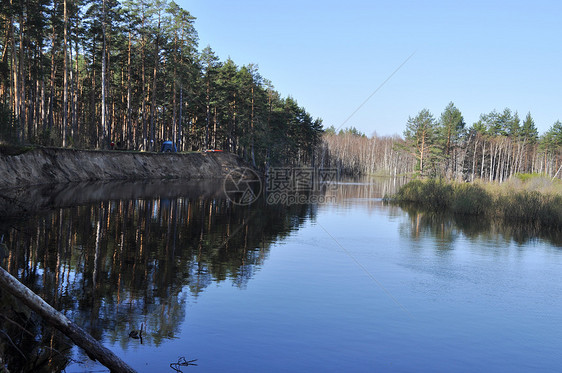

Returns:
0,184,317,370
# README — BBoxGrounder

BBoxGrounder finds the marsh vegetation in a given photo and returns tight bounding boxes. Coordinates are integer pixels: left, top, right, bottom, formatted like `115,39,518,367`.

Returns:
389,174,562,229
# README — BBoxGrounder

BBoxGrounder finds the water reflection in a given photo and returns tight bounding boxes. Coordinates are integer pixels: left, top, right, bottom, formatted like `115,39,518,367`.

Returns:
0,181,317,372
327,176,409,205
399,204,562,247
1,177,560,372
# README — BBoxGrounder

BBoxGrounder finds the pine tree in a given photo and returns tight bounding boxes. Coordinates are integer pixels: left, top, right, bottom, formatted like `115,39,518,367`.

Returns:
403,109,439,176
521,112,538,144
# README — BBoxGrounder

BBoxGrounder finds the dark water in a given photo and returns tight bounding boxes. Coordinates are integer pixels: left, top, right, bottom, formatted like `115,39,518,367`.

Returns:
1,178,561,372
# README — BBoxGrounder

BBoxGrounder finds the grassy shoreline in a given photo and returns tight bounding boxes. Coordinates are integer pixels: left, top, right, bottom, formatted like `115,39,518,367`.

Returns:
387,176,562,229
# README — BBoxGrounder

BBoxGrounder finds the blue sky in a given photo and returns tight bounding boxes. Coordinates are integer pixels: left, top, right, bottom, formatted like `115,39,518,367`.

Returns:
178,0,561,137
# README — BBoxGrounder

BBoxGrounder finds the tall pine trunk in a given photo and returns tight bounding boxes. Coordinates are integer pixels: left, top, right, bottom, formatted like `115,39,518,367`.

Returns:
62,0,67,147
10,0,19,139
150,12,161,151
127,31,132,149
172,35,177,146
141,17,147,151
101,0,107,148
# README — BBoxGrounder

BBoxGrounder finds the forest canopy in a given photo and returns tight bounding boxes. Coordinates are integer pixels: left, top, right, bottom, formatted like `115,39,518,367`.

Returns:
0,0,322,167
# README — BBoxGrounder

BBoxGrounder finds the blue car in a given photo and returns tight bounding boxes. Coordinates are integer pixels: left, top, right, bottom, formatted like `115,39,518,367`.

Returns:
160,141,177,152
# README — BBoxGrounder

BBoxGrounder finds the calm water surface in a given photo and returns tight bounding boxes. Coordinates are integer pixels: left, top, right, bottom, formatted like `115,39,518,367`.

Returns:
1,178,561,372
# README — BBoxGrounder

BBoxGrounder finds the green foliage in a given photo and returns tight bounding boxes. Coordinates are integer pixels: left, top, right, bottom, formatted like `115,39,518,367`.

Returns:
324,125,336,135
539,120,562,155
438,102,465,152
513,172,545,182
521,112,539,143
404,109,437,142
338,126,365,137
473,108,521,137
507,110,521,137
470,119,487,135
436,102,465,176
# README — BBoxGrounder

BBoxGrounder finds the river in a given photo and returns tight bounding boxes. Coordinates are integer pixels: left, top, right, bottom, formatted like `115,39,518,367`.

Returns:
0,177,561,372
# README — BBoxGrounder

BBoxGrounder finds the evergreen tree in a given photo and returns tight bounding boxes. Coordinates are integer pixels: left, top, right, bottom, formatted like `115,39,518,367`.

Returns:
521,112,538,144
403,109,439,176
438,102,465,177
540,120,562,155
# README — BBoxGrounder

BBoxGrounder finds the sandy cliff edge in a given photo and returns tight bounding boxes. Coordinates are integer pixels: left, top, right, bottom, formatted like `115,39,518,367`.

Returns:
0,147,247,189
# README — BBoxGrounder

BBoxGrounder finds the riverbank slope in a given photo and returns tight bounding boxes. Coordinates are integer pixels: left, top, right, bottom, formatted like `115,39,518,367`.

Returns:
0,147,246,189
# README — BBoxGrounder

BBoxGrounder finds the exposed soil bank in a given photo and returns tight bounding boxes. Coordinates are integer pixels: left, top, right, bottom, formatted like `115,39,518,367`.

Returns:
0,147,247,189
0,180,225,217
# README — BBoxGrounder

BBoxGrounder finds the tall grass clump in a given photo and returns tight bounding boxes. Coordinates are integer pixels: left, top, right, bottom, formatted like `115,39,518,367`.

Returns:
392,179,453,210
495,191,562,228
495,191,542,223
391,177,562,229
450,183,491,215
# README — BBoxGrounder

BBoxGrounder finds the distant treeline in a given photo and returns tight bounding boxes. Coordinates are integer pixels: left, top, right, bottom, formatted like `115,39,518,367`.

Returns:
0,0,322,167
320,102,562,181
317,127,415,176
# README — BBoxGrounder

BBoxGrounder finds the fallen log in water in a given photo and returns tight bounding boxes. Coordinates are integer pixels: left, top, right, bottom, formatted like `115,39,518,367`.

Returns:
0,266,136,373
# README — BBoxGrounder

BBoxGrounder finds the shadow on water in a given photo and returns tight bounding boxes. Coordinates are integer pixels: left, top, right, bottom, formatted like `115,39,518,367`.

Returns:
0,180,317,372
398,203,562,248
